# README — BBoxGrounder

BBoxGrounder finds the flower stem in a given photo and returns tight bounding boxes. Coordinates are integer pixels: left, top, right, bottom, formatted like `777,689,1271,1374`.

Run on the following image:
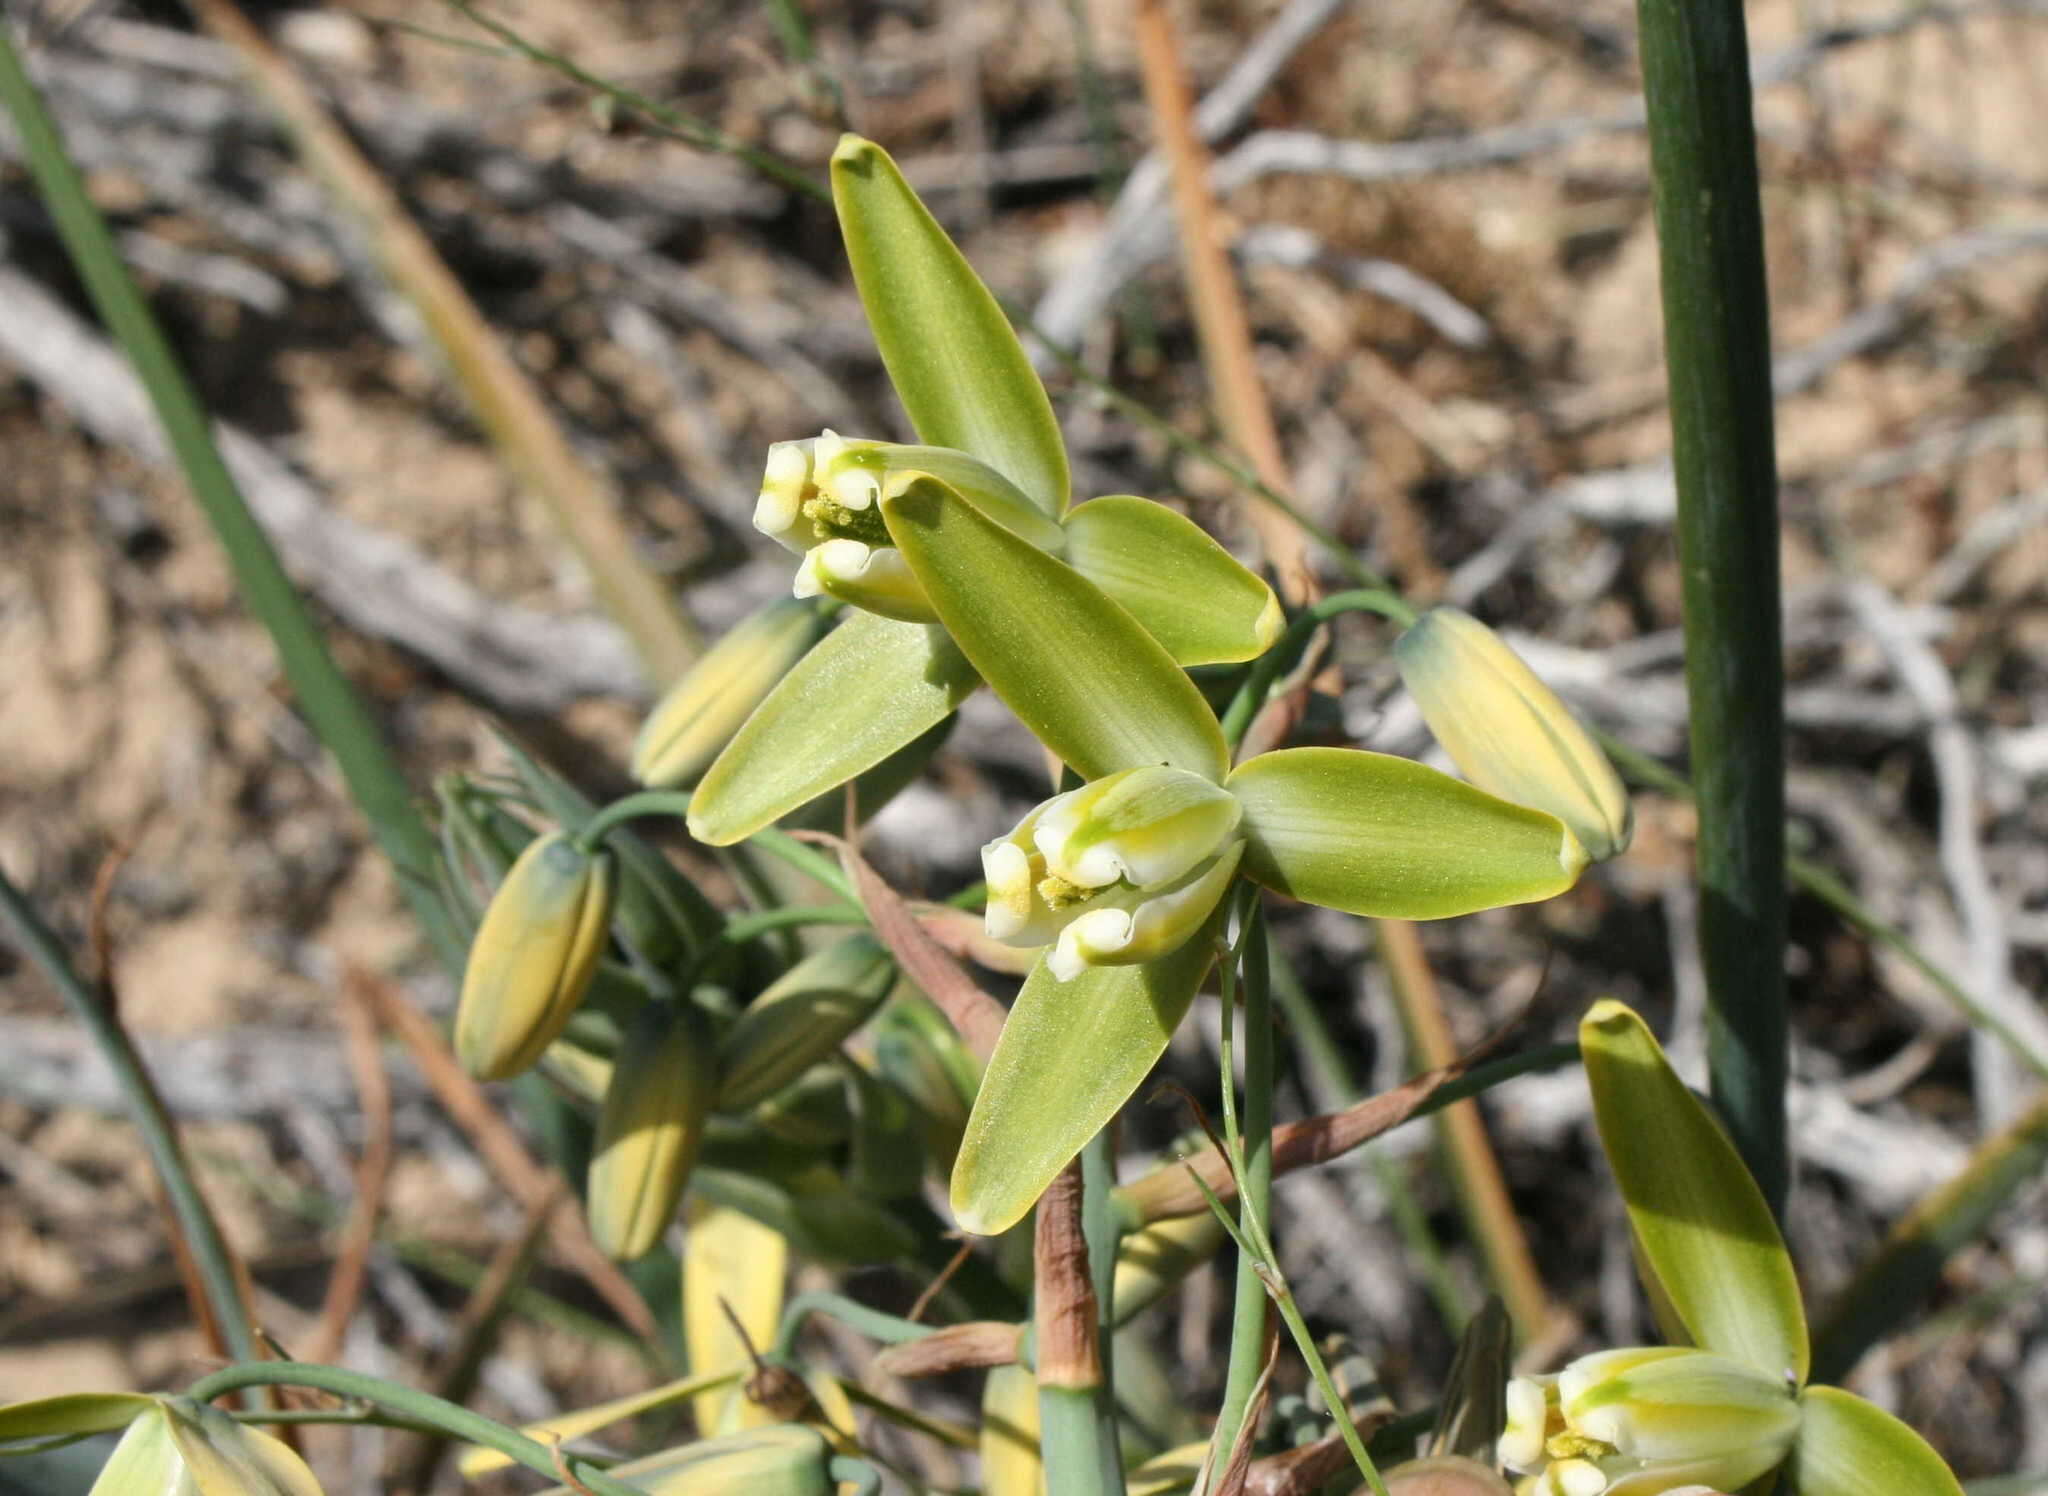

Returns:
1636,0,1790,1216
185,1363,646,1496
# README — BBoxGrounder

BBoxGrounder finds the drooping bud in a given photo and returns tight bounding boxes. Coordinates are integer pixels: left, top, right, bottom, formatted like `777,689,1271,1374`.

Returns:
1110,1208,1227,1327
632,597,831,789
587,1001,716,1260
90,1397,324,1496
455,832,615,1081
981,765,1244,981
1499,1348,1799,1496
717,934,897,1111
753,433,1065,623
1395,607,1633,862
536,1424,834,1496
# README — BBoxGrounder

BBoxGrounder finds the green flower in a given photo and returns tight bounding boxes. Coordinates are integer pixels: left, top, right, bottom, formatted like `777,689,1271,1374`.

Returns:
1499,1348,1797,1496
1525,1003,1968,1496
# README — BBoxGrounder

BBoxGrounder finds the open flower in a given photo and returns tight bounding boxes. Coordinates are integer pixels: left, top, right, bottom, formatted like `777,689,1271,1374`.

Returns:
1505,1003,1969,1496
1499,1349,1797,1496
983,765,1245,979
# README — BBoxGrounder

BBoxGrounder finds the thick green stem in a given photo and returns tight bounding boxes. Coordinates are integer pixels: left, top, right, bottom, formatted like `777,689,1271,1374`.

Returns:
0,23,463,972
0,871,256,1365
1207,902,1275,1485
1636,0,1789,1216
185,1363,645,1496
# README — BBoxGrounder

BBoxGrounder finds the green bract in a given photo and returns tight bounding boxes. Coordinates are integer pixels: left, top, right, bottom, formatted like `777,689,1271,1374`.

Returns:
1509,1002,1967,1496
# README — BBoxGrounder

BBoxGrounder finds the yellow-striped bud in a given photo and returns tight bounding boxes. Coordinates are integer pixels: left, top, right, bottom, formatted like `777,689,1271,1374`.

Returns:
717,935,896,1111
1500,1348,1798,1496
454,832,614,1081
1395,607,1632,862
980,1362,1046,1496
538,1424,832,1496
982,765,1244,981
1110,1208,1227,1327
632,597,831,789
91,1398,324,1496
587,1002,716,1260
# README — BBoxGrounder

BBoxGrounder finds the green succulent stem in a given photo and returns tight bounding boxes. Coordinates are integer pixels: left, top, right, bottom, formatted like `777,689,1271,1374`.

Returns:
185,1363,645,1496
1636,0,1790,1216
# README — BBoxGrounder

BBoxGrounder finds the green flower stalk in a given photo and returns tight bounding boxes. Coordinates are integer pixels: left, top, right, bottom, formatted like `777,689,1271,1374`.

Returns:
1395,607,1633,863
1499,1348,1797,1496
633,597,831,789
454,831,615,1081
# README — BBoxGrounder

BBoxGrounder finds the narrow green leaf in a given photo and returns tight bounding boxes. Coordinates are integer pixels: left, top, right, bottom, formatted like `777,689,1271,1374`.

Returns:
1812,1087,2048,1384
0,1394,151,1446
884,476,1228,783
1062,496,1283,667
1580,1000,1809,1383
1228,748,1584,919
950,926,1219,1236
1785,1386,1964,1496
831,134,1069,515
688,610,978,845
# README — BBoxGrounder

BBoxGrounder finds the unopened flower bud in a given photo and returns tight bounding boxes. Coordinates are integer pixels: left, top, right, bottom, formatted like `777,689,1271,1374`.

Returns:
455,832,614,1081
587,1001,716,1260
539,1424,834,1496
717,935,897,1111
1500,1348,1799,1496
982,765,1243,981
1395,607,1632,862
753,432,1063,623
632,598,831,788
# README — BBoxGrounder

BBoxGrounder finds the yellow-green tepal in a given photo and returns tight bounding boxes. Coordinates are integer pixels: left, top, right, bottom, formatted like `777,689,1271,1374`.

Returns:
91,1397,325,1496
1394,607,1632,862
587,1001,716,1260
454,831,614,1081
632,596,830,789
1499,1347,1798,1496
537,1424,832,1496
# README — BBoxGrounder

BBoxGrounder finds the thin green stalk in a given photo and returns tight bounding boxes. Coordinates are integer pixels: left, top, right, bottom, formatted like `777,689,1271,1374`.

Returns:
1206,898,1274,1489
1636,0,1789,1216
1811,1086,2048,1384
1177,1148,1390,1496
1080,1130,1126,1490
772,1292,938,1360
447,2,827,201
186,1363,644,1496
0,870,256,1365
1600,730,2048,1082
1265,944,1468,1333
1220,588,1414,750
0,23,463,972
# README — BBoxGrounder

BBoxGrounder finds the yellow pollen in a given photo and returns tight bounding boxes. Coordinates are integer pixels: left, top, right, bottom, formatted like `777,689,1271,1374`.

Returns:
1037,875,1090,911
1546,1431,1615,1462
